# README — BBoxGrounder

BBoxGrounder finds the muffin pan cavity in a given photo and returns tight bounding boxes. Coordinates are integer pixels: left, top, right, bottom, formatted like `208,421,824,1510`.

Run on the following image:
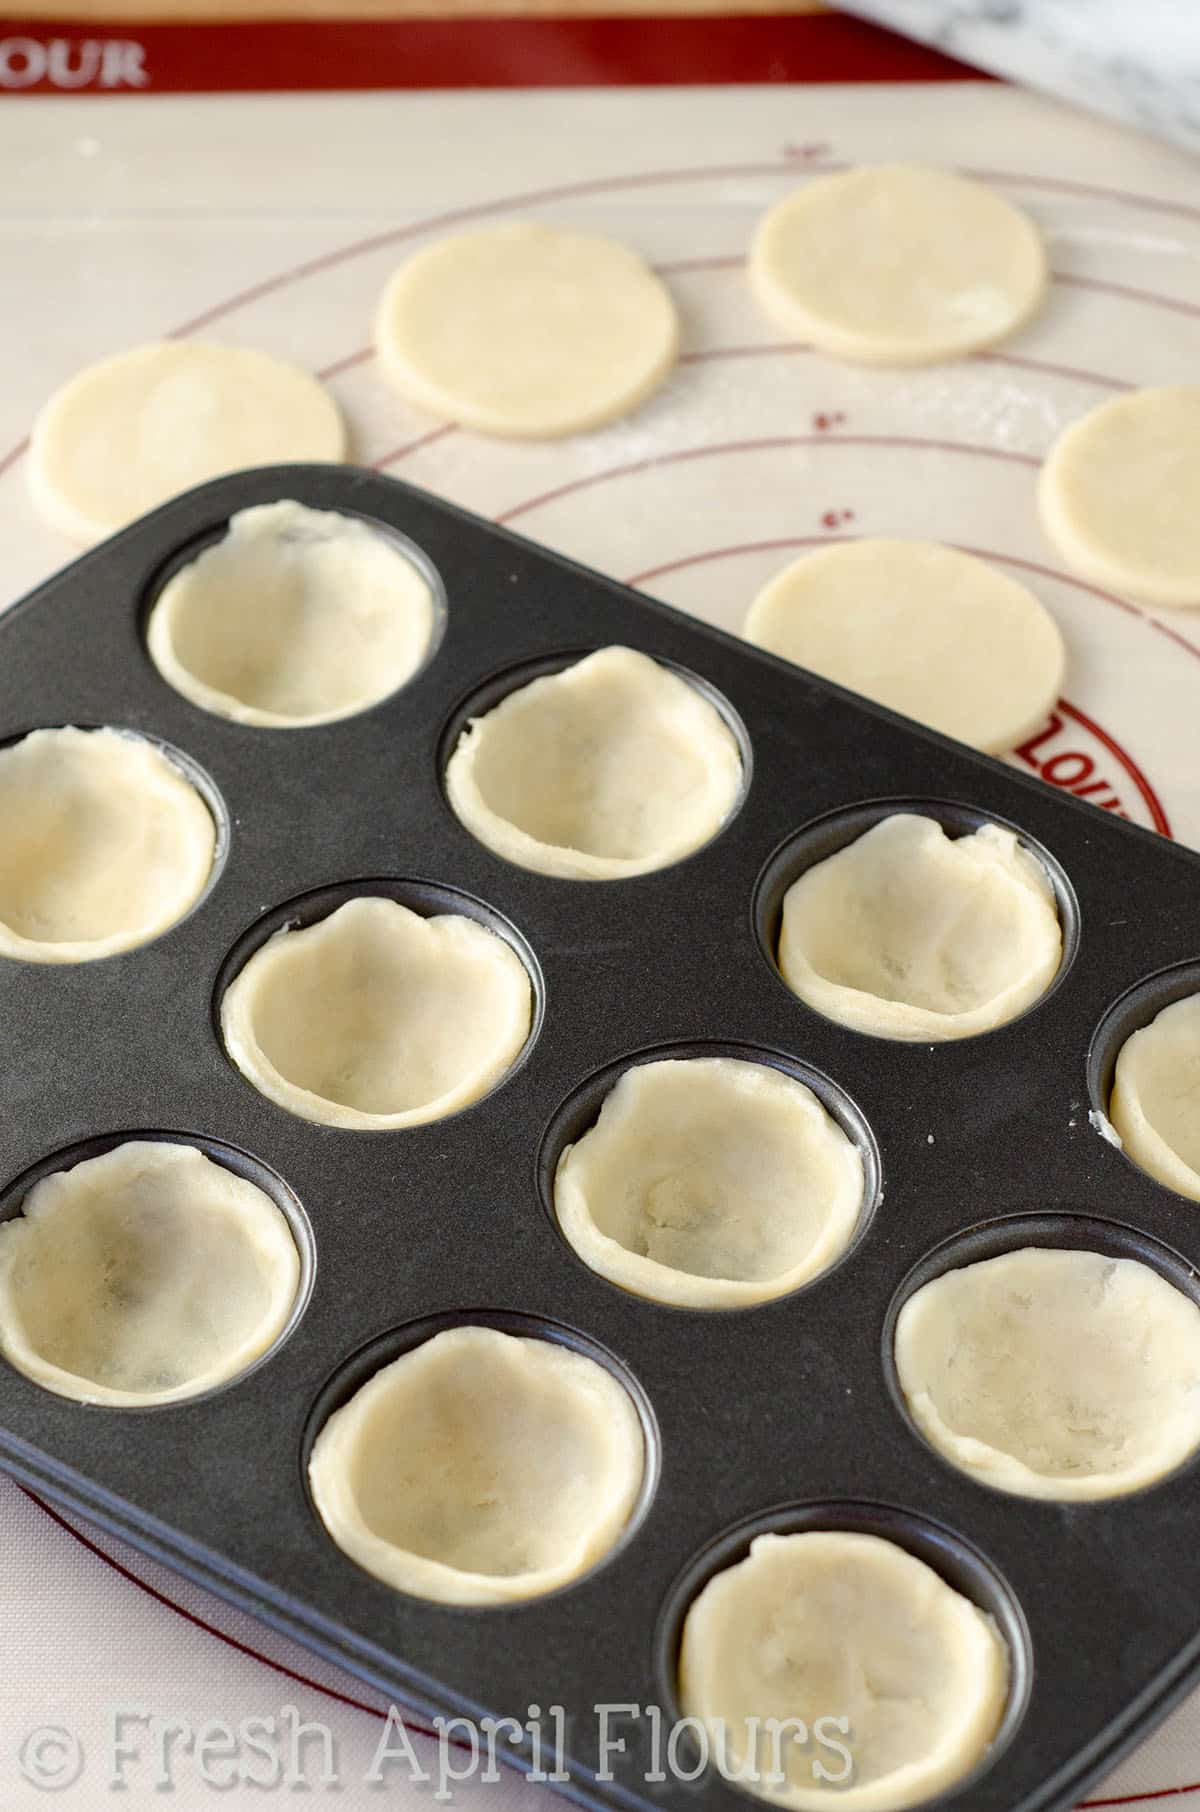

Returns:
7,464,1200,1812
657,1502,1028,1812
886,1214,1200,1501
0,1137,305,1407
754,799,1074,1041
306,1315,652,1605
444,645,746,880
146,500,442,728
219,882,537,1130
0,726,220,963
548,1049,869,1309
1089,963,1200,1204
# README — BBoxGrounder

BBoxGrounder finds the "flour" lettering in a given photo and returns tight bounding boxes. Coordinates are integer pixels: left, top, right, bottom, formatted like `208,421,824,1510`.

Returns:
0,36,148,90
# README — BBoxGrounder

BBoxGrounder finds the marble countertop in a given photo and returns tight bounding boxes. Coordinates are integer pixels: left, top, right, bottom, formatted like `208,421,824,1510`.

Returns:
844,1,1200,153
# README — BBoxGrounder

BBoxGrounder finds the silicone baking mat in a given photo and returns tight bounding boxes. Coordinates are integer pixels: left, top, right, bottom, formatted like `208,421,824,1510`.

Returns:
1,67,1199,1812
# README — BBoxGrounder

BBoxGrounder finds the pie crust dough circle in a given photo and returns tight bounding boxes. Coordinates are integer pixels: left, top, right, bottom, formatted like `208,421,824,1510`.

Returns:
895,1246,1200,1500
147,501,437,727
750,164,1047,366
30,341,346,545
374,223,680,439
678,1530,1008,1812
0,1142,301,1407
1038,387,1200,607
445,646,743,880
744,540,1064,755
221,896,533,1129
554,1057,864,1308
0,727,217,964
1111,994,1200,1201
778,815,1062,1041
308,1325,645,1604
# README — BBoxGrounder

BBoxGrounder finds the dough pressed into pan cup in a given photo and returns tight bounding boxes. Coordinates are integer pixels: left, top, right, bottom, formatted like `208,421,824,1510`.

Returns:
894,1246,1200,1500
777,814,1063,1041
0,727,216,964
445,646,743,880
554,1057,864,1308
308,1325,645,1604
0,1141,301,1407
678,1529,1008,1810
1110,994,1200,1202
147,501,437,728
221,896,533,1129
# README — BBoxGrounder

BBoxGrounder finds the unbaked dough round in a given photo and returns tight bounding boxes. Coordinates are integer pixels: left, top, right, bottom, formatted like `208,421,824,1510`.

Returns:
744,540,1064,754
445,647,743,880
895,1246,1200,1499
1038,387,1200,607
678,1530,1007,1811
308,1325,645,1604
147,501,437,728
0,727,217,963
750,164,1047,365
30,341,346,544
1111,994,1200,1201
0,1142,301,1407
554,1058,864,1308
221,896,533,1129
374,223,679,439
778,815,1062,1041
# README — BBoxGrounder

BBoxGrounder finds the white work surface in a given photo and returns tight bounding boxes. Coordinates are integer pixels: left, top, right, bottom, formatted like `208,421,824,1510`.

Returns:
2,78,1200,1811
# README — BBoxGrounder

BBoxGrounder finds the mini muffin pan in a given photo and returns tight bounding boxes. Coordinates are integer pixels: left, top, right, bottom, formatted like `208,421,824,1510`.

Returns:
2,463,1200,1812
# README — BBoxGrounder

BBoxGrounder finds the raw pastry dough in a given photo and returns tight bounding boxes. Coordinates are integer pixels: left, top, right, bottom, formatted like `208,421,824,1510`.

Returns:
0,1142,300,1407
1111,994,1200,1201
750,164,1047,366
147,501,437,727
445,646,743,880
308,1325,644,1604
374,223,679,438
744,540,1064,754
778,815,1062,1041
30,341,345,544
678,1530,1007,1811
1038,387,1200,607
895,1246,1200,1499
554,1058,864,1308
221,896,533,1129
0,727,217,963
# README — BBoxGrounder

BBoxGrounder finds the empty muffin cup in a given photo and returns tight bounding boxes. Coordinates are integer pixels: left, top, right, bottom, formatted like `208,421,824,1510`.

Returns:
308,1324,646,1604
221,895,534,1129
147,501,438,727
1110,993,1200,1202
0,1141,302,1406
894,1245,1200,1499
444,646,744,880
553,1057,865,1308
777,813,1063,1040
678,1529,1008,1811
0,727,217,963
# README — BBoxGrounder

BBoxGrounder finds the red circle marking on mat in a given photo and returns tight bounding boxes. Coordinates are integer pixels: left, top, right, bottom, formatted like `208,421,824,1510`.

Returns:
624,527,1200,667
20,1489,1200,1808
7,154,1199,1803
4,154,1199,489
497,433,1041,527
